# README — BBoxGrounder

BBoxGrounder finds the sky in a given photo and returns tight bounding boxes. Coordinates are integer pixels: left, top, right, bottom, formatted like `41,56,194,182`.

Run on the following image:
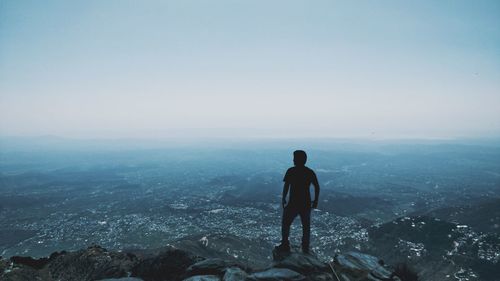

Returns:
1,0,499,139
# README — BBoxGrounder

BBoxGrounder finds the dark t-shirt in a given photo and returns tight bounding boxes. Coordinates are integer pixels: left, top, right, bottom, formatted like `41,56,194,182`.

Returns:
283,166,319,208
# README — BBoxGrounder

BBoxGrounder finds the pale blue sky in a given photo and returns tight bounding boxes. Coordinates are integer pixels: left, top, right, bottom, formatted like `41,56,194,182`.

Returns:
1,1,499,139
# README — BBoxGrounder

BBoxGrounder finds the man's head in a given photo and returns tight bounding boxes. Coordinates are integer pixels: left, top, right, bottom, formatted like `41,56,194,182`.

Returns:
293,150,307,166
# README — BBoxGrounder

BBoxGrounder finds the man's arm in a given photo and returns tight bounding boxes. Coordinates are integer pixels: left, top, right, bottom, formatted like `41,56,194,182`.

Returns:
311,172,320,208
282,182,290,208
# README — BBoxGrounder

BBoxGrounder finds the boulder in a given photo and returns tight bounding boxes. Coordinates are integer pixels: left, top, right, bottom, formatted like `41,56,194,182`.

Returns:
308,272,335,281
10,251,65,270
131,247,202,281
222,267,248,281
98,277,144,281
186,258,241,276
0,264,43,281
48,245,138,281
272,247,330,275
250,268,307,281
0,242,409,281
183,275,221,281
332,252,393,280
0,257,10,274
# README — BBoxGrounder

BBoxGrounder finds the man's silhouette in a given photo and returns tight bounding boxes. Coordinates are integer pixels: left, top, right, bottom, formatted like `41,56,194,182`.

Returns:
276,150,320,254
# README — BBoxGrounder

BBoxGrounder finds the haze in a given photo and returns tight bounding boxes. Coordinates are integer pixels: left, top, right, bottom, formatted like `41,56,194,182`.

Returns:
1,1,500,139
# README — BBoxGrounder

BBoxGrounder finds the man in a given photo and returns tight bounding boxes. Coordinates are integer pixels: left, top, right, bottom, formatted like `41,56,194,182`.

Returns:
276,150,320,254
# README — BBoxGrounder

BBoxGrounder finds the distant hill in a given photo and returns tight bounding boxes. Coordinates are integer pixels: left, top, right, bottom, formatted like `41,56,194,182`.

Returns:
424,198,500,233
365,215,500,281
318,191,394,222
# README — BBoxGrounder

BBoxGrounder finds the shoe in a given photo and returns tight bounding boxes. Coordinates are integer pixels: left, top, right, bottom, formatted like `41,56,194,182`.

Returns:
275,243,290,253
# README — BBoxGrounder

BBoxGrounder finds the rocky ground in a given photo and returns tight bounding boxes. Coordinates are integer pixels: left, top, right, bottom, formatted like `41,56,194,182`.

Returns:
0,244,416,281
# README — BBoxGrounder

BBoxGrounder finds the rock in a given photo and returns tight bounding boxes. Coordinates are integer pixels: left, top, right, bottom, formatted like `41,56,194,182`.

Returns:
308,272,335,281
250,268,307,281
10,256,50,270
272,247,329,275
48,245,139,281
222,267,248,281
10,251,65,270
173,233,272,270
392,263,417,281
183,275,221,281
333,252,393,280
98,277,144,281
339,273,351,281
131,247,202,281
0,264,43,281
0,242,408,281
0,257,10,273
186,258,240,276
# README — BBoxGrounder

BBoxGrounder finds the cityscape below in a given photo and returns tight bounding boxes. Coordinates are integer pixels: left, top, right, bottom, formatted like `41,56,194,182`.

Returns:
0,137,499,280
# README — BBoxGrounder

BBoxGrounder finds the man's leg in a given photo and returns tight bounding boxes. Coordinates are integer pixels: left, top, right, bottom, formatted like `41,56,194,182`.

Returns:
280,206,298,249
299,208,311,253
